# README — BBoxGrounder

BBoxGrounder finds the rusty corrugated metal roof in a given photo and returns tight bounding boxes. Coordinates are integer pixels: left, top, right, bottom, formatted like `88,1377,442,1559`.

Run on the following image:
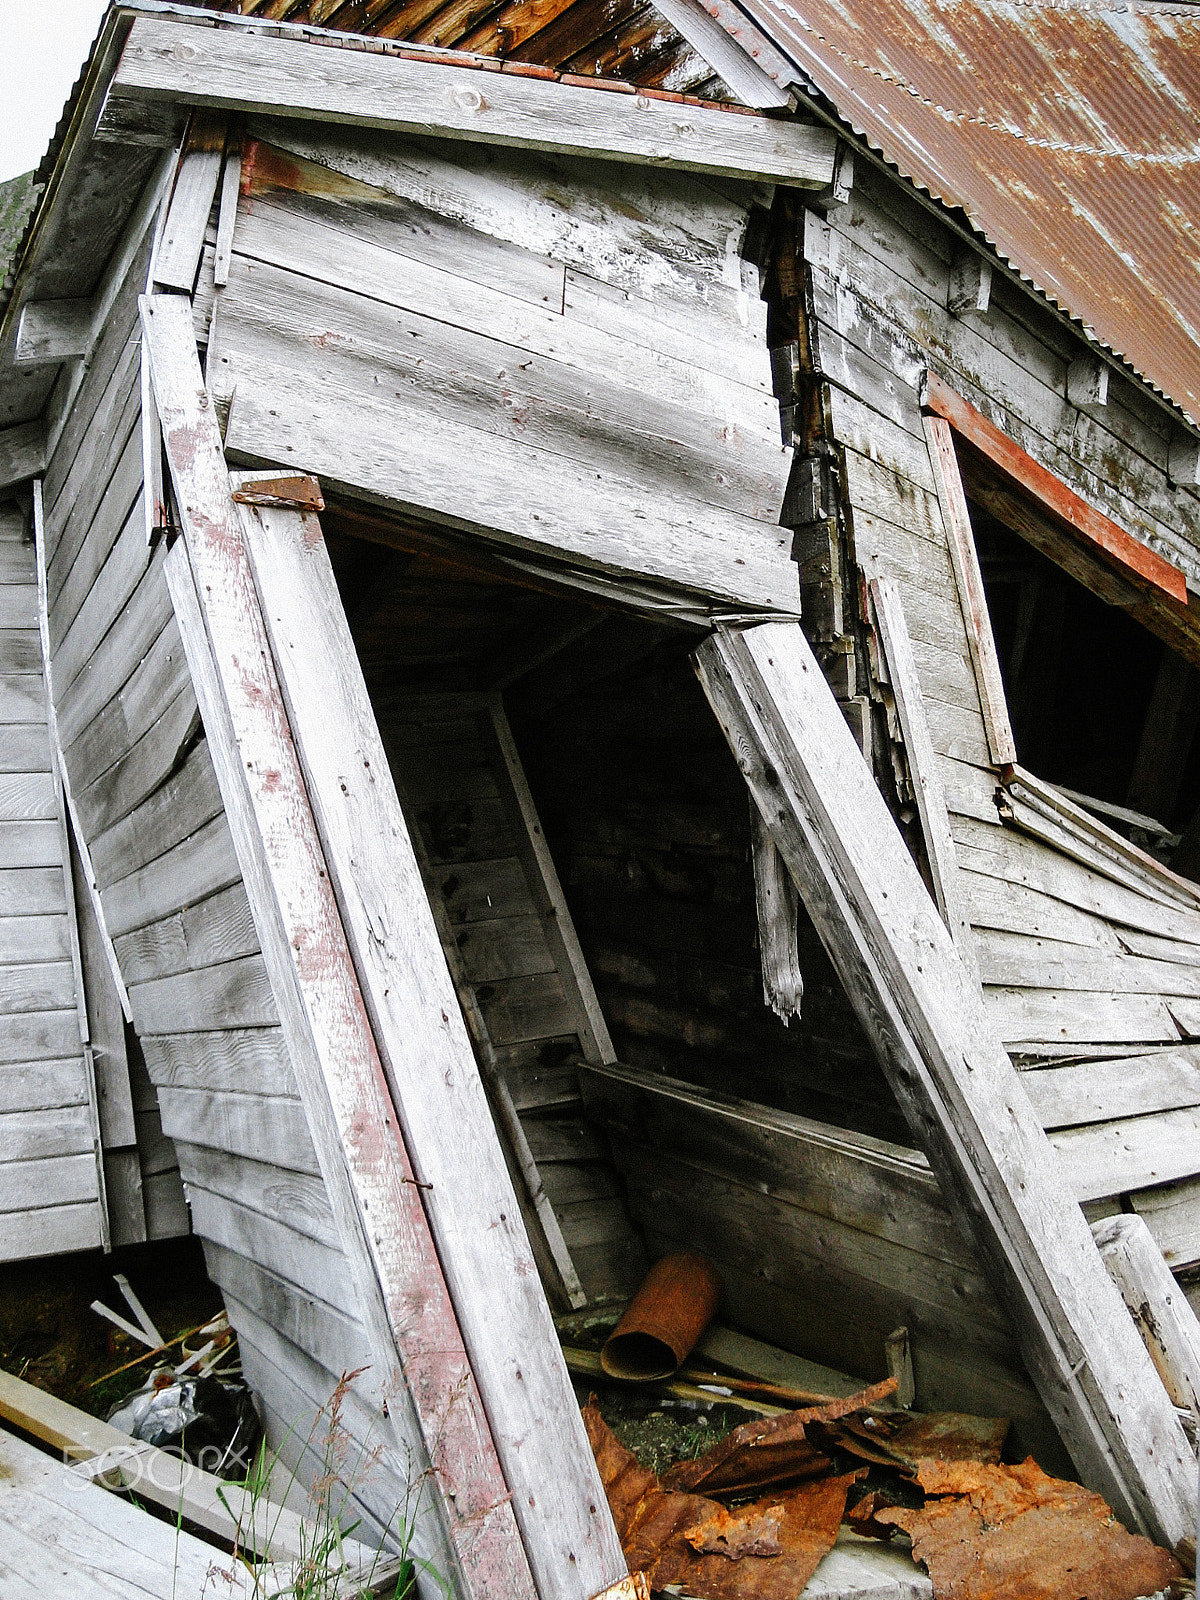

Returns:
729,0,1200,426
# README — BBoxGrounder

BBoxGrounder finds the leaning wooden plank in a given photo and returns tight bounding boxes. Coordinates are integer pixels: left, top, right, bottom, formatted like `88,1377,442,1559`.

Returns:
922,414,1017,766
693,619,1195,1551
143,292,538,1600
870,576,979,980
238,489,626,1595
113,15,838,186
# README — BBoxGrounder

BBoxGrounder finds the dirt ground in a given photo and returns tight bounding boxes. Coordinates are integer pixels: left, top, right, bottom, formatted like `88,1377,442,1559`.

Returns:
0,1236,224,1422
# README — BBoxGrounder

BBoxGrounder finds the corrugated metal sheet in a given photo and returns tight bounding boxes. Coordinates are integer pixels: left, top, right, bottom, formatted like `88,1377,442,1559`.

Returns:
731,0,1200,426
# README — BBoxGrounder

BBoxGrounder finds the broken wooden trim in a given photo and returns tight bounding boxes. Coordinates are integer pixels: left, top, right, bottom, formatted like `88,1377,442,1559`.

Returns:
143,291,536,1600
750,802,804,1023
234,483,625,1596
0,420,47,488
999,766,1200,913
111,15,838,187
14,299,92,367
213,133,242,289
693,619,1196,1551
923,372,1188,606
153,110,227,295
869,575,979,981
922,412,1018,767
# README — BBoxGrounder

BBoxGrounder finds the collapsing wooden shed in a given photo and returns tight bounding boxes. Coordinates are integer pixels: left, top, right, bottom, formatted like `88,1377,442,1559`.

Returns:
5,0,1200,1588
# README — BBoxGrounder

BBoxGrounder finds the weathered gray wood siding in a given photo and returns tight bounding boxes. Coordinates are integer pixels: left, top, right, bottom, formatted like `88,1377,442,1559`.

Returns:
799,161,1200,1273
206,123,795,615
40,217,413,1532
0,503,106,1262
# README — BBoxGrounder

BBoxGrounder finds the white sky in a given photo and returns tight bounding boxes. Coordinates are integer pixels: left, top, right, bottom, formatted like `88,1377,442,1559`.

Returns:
0,1,109,184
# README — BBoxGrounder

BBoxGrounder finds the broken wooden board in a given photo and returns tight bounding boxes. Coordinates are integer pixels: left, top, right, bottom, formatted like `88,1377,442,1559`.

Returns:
693,620,1196,1552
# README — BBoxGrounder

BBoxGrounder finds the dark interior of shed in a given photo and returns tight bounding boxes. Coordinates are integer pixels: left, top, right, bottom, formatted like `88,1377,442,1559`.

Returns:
322,505,907,1150
971,498,1200,860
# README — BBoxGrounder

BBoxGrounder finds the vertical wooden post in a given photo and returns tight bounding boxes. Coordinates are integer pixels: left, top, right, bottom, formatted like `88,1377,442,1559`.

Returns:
695,619,1196,1553
143,291,538,1600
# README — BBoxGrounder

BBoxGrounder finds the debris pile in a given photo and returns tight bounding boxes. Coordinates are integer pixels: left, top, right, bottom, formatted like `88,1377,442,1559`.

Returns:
585,1387,1186,1600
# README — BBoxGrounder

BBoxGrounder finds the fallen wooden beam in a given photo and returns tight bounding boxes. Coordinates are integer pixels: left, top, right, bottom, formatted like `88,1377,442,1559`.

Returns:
1091,1213,1200,1422
693,619,1196,1553
0,1366,357,1569
235,485,626,1598
110,14,838,186
143,290,537,1600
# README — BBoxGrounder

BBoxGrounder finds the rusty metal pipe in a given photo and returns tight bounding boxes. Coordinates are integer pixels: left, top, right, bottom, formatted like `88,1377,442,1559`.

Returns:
601,1253,723,1382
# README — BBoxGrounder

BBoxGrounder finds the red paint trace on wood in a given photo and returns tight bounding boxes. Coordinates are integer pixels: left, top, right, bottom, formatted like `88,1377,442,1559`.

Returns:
923,372,1189,606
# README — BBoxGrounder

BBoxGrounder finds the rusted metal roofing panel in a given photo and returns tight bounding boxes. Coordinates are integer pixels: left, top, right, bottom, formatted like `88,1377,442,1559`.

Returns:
729,0,1200,426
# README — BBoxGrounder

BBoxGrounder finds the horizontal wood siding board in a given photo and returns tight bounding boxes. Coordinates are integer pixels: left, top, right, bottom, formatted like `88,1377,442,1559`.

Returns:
63,616,186,797
140,1027,295,1098
1051,1110,1200,1202
89,742,224,893
0,1201,102,1262
0,1152,99,1215
157,1088,318,1177
214,249,788,522
174,1141,336,1248
100,814,241,939
71,686,199,840
127,954,278,1035
0,1059,88,1115
1023,1051,1200,1130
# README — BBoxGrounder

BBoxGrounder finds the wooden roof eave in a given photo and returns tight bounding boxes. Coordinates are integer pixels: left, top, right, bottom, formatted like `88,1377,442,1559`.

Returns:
106,11,838,186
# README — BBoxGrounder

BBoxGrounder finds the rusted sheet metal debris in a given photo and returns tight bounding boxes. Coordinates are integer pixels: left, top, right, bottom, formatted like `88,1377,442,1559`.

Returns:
823,1411,1010,1475
584,1400,857,1600
602,1253,724,1382
878,1458,1184,1600
662,1377,896,1496
231,475,325,511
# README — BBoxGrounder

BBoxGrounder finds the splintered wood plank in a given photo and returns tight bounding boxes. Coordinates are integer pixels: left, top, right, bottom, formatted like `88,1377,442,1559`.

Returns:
143,291,539,1600
694,619,1195,1551
236,485,625,1595
114,15,838,185
154,112,227,294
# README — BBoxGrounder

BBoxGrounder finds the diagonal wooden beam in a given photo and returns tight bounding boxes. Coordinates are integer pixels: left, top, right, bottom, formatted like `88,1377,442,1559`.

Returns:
142,290,538,1600
694,618,1196,1554
110,14,838,187
234,483,626,1598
